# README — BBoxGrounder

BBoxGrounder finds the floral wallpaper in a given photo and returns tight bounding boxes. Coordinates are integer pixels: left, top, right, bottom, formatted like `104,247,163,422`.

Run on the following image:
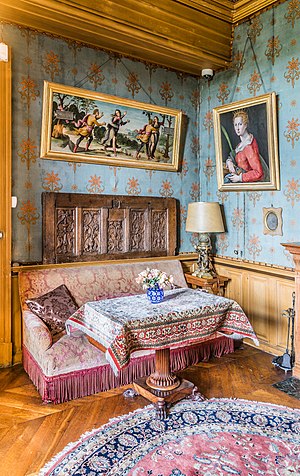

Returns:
199,0,300,268
3,25,200,263
5,0,300,268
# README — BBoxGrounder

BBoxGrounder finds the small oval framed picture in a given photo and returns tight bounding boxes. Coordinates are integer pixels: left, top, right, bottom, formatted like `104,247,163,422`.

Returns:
263,207,283,236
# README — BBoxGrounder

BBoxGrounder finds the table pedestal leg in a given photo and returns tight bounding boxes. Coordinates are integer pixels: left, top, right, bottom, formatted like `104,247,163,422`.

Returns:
133,347,195,419
146,348,181,390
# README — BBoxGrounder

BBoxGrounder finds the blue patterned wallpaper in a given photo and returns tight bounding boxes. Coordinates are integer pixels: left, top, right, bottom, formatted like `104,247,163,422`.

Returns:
4,25,199,263
6,0,300,267
200,0,300,268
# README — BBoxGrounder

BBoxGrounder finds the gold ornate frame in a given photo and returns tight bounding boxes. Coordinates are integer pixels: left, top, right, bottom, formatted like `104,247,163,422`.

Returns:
41,81,183,172
213,92,280,191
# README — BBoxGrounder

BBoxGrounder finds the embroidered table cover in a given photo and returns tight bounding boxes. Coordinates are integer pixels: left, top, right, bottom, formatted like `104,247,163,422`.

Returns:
66,288,258,375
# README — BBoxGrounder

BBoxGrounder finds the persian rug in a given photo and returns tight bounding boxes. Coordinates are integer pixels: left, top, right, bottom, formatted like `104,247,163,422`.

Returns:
39,397,300,476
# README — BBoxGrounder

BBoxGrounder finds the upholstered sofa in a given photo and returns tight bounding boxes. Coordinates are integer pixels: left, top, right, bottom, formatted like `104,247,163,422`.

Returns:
18,259,234,404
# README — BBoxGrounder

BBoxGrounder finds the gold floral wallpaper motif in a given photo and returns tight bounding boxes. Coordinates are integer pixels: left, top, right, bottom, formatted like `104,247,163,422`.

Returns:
284,178,300,206
285,0,300,27
190,89,200,110
232,208,245,228
17,200,40,255
126,177,141,195
86,175,105,194
247,17,263,44
159,82,174,104
247,192,262,207
247,70,262,96
43,51,62,82
247,235,262,261
17,138,37,170
265,36,282,65
125,72,141,98
217,83,230,104
284,57,300,86
284,117,300,148
88,64,105,90
42,171,63,192
231,51,246,74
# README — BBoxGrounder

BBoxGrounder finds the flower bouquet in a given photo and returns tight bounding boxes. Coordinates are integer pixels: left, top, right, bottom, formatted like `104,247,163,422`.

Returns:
136,268,174,303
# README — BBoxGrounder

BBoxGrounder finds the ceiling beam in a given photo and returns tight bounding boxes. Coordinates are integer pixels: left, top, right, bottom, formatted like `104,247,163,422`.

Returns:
0,0,282,76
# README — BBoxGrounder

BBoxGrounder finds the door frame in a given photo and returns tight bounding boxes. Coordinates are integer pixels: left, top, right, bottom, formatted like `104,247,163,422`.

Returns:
0,49,12,366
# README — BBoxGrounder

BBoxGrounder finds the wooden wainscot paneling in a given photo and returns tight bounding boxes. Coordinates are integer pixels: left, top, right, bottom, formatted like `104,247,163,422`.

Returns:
215,264,244,304
246,274,270,345
214,256,295,356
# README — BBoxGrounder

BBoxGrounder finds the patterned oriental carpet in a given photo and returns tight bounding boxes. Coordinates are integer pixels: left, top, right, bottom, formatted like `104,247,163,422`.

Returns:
40,398,300,476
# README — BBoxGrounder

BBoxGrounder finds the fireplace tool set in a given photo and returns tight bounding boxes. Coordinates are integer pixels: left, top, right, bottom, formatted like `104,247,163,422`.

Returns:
272,292,295,372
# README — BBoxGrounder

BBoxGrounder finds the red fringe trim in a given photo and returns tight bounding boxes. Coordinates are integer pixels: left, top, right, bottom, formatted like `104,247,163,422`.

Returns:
22,336,234,404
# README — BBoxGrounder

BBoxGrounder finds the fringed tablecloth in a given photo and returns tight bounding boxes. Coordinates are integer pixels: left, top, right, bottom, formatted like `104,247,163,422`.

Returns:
66,288,258,375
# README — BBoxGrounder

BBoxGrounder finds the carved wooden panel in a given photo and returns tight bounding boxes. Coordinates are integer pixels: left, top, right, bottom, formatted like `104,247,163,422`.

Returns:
152,210,167,251
130,210,146,252
42,193,178,263
82,209,101,254
56,208,75,256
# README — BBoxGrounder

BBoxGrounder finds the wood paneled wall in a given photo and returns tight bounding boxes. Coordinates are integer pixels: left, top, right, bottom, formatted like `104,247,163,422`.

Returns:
182,256,295,356
10,254,295,365
215,257,295,356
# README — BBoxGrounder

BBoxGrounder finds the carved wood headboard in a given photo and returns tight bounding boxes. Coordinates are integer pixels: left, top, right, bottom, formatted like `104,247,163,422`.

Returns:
42,192,178,264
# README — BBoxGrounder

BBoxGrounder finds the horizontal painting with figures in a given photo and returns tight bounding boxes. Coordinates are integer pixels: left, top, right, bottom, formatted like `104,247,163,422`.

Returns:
213,92,280,191
40,82,183,172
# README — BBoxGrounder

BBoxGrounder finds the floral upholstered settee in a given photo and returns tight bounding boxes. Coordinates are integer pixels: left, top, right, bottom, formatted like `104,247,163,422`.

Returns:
18,259,235,404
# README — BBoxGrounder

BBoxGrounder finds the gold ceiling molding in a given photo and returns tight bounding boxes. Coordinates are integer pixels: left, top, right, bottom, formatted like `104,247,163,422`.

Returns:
232,0,287,24
0,0,285,75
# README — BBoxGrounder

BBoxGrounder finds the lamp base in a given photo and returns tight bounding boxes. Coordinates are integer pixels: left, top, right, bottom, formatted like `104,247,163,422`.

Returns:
192,269,215,279
194,233,216,279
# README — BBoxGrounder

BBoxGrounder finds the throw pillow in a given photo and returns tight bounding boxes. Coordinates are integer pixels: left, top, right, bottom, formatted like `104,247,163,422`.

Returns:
26,284,78,337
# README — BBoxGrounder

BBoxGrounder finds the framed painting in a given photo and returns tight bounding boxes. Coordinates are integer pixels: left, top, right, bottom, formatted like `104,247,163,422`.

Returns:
40,81,184,172
213,92,280,191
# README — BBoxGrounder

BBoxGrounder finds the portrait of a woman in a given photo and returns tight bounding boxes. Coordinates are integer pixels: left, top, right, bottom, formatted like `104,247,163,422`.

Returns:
224,110,269,184
213,92,279,191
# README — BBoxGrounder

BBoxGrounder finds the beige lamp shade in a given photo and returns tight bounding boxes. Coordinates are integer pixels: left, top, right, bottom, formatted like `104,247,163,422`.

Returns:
186,202,225,233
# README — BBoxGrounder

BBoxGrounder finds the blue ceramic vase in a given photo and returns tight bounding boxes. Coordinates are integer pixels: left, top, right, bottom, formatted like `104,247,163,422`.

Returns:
147,286,164,304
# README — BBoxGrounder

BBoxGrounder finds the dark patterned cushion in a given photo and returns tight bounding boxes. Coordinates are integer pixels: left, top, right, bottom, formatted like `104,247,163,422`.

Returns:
25,284,78,337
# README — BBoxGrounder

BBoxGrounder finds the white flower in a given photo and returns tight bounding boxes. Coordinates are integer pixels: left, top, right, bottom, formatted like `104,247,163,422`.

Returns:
136,268,174,289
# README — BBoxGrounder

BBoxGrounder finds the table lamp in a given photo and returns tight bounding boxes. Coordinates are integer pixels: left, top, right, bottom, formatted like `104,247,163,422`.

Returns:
186,201,225,278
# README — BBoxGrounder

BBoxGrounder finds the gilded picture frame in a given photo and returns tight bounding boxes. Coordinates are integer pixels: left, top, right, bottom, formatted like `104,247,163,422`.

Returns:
213,92,280,191
40,81,183,172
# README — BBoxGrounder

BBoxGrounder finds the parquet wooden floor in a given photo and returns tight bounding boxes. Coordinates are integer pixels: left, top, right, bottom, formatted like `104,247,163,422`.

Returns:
0,344,299,475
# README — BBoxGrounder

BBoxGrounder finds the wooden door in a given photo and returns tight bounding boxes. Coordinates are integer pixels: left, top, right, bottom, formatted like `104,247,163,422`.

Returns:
0,51,12,366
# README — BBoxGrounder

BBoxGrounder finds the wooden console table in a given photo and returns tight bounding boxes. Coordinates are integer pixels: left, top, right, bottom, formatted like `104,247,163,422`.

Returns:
185,272,229,296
